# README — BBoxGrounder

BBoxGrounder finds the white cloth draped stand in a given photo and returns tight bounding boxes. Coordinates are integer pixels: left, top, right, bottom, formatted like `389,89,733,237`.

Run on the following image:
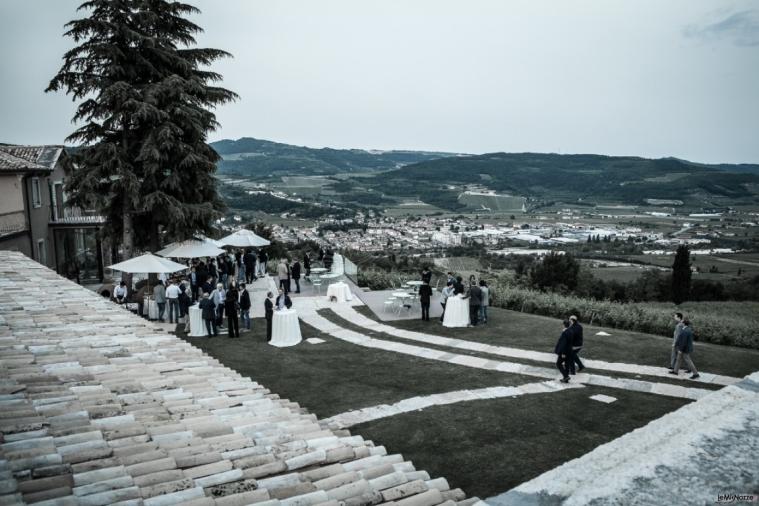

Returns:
270,309,302,347
326,282,353,303
188,304,206,337
442,295,469,328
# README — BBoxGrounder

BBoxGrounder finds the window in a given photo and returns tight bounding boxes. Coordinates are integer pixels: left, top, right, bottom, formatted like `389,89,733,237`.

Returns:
31,177,42,208
37,239,47,266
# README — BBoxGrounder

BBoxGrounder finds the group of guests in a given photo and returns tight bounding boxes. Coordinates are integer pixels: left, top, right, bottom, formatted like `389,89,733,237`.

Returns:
187,248,268,302
276,256,308,295
435,270,490,326
196,280,252,338
554,316,585,382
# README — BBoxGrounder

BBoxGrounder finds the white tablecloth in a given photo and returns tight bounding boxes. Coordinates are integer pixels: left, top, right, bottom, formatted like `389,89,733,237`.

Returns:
443,295,469,328
188,304,206,337
143,298,159,320
270,309,302,347
326,282,353,302
310,267,328,275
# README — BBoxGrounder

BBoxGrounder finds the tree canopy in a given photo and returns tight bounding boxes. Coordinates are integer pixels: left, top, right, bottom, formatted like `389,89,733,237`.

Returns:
47,0,237,257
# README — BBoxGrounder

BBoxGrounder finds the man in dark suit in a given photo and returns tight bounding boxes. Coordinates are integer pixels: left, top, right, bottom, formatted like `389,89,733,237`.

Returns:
555,320,573,383
275,288,292,310
421,267,432,284
243,249,256,283
418,280,433,321
568,315,585,374
291,260,301,293
264,291,274,342
199,293,217,337
467,281,482,326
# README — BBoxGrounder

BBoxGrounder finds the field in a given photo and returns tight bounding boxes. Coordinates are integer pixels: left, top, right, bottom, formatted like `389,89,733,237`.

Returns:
457,192,526,212
627,253,759,280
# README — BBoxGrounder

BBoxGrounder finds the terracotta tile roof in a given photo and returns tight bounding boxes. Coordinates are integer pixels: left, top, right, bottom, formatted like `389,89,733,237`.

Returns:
0,251,474,506
0,145,63,172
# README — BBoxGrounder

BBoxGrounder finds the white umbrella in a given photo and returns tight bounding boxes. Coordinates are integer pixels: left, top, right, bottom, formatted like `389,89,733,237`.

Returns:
108,253,188,274
218,229,271,248
156,240,225,258
197,235,223,247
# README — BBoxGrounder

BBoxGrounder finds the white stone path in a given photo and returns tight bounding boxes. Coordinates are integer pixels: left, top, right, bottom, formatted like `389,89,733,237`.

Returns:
296,304,712,401
324,380,585,429
329,304,739,387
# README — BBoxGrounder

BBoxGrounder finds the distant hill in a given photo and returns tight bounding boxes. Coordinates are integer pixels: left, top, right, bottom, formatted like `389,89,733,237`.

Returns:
373,152,759,209
210,137,460,177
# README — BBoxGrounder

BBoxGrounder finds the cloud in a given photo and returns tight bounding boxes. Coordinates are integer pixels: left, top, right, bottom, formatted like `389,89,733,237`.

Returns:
684,9,759,46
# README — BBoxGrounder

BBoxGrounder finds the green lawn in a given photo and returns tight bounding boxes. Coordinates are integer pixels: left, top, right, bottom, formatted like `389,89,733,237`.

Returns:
355,385,689,498
319,310,722,390
176,319,533,418
174,314,695,500
354,306,759,378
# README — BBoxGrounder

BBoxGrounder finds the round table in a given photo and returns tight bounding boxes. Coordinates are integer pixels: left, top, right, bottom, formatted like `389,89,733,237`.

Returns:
405,280,423,287
270,309,302,347
443,295,470,327
326,282,353,302
188,304,206,337
320,272,342,281
310,267,328,275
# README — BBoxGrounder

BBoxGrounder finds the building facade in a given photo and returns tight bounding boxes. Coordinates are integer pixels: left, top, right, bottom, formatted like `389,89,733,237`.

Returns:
0,144,106,282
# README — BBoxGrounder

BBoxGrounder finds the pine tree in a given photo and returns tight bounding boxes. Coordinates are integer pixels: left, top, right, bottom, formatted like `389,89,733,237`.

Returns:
47,0,237,257
671,244,691,304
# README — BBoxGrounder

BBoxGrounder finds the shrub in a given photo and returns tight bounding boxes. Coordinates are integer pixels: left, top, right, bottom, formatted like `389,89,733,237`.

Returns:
489,284,759,349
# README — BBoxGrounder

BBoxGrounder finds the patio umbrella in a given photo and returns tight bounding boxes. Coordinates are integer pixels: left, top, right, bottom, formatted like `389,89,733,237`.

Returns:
197,235,223,247
108,253,188,274
218,229,271,248
156,240,225,258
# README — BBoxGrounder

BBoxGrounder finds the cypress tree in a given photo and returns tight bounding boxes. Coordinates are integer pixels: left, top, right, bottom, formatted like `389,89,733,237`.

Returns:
47,0,237,257
671,244,691,304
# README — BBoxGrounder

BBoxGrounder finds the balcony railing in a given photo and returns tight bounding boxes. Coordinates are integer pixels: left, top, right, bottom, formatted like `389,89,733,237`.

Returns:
50,206,105,225
0,211,28,236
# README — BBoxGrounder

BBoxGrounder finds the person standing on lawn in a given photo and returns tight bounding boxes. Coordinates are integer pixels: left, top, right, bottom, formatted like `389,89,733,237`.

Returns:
419,280,433,321
670,312,686,371
264,291,274,342
670,318,700,379
555,319,573,383
239,283,251,331
199,293,217,337
467,280,482,327
211,282,226,328
440,280,454,322
479,279,489,324
224,285,240,338
568,315,585,374
291,260,302,294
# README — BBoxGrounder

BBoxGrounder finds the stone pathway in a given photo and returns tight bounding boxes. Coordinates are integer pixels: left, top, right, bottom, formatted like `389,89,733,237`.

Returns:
323,381,584,429
0,252,478,506
298,309,712,401
487,372,759,506
329,305,739,387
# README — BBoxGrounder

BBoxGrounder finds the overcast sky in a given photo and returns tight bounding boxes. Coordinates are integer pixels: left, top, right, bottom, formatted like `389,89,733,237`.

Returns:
1,1,758,164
